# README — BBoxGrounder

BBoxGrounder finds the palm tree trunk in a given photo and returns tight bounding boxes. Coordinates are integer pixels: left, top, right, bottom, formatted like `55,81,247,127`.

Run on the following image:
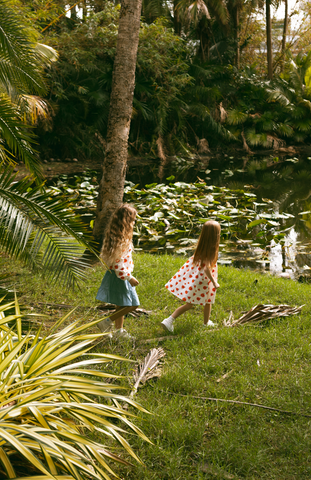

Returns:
234,5,240,69
280,0,288,71
266,0,273,80
173,0,182,35
93,0,143,248
82,0,87,21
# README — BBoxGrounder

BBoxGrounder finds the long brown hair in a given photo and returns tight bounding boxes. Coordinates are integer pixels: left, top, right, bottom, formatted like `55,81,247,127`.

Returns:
100,204,137,264
193,220,221,267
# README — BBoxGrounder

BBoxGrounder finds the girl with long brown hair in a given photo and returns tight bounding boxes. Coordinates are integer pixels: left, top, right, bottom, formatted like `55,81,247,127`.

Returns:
161,220,220,332
96,204,139,339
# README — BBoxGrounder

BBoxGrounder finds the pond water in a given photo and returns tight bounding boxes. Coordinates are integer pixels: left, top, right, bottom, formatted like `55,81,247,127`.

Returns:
49,153,311,281
126,153,311,281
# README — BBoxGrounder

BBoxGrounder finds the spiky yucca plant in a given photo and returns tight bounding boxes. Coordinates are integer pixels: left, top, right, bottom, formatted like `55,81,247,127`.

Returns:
0,297,150,479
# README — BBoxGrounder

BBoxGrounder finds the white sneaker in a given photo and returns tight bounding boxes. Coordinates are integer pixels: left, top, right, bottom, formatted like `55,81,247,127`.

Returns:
97,317,113,333
113,328,132,340
161,316,174,333
204,320,216,327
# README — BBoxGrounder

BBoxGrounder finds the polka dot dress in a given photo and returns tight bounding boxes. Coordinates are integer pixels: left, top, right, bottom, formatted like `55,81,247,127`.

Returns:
165,256,217,305
109,247,134,280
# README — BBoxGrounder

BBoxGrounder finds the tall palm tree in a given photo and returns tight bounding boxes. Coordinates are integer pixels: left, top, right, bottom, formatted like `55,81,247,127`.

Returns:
93,0,143,246
0,0,94,288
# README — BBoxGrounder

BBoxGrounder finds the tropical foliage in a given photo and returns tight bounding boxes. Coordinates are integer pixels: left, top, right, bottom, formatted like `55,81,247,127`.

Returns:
36,7,193,160
0,1,94,287
0,296,149,479
28,0,311,160
0,0,56,176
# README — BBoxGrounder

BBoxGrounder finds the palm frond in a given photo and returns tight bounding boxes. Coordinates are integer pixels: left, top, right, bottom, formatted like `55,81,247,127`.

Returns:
34,43,58,64
130,348,166,398
226,108,248,125
276,122,293,137
0,0,52,96
207,0,229,25
0,94,41,175
19,95,53,126
267,87,291,107
245,129,264,146
224,304,303,327
0,167,96,288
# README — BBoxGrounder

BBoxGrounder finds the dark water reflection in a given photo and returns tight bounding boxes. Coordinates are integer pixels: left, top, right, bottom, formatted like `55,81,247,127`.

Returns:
128,154,311,280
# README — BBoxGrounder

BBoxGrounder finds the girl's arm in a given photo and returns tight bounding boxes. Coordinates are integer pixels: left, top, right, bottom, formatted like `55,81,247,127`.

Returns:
204,265,220,289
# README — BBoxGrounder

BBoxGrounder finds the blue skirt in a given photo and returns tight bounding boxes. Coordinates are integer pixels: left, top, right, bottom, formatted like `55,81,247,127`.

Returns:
96,270,140,306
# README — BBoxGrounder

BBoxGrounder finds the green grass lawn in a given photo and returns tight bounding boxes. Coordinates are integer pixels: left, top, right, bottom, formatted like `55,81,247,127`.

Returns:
2,252,311,479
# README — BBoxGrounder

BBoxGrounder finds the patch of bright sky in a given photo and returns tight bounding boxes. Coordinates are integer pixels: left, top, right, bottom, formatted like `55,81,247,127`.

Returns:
271,0,303,29
65,4,83,18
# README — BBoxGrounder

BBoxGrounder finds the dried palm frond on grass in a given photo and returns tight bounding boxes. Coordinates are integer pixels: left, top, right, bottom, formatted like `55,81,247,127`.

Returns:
130,348,166,399
224,304,303,327
0,296,150,479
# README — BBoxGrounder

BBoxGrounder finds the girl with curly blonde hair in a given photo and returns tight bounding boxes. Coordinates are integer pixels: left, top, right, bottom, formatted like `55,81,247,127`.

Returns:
96,204,139,339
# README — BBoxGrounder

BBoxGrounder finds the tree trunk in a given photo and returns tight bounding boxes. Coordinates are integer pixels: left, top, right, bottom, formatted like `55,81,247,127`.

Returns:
198,17,210,63
266,0,273,80
82,0,87,21
173,0,182,36
93,0,143,248
280,0,288,71
234,5,240,69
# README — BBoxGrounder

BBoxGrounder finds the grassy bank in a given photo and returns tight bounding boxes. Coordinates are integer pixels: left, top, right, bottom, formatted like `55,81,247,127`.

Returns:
2,252,311,479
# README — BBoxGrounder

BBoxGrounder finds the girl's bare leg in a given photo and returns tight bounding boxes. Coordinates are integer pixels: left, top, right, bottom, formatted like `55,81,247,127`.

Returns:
172,303,194,319
109,306,138,329
204,304,212,324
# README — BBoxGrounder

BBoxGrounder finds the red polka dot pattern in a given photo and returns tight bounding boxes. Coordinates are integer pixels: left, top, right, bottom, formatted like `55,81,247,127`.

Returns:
109,247,134,281
165,256,217,305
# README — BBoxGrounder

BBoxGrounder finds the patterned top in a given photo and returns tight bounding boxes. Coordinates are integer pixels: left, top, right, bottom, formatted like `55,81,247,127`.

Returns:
109,247,134,281
165,255,218,305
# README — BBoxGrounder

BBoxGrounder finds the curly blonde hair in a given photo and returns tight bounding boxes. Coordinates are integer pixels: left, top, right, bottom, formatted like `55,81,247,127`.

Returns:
100,204,137,265
193,220,221,267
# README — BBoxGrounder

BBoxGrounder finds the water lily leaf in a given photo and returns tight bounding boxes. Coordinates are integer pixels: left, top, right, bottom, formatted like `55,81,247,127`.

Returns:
179,238,197,245
248,219,267,229
149,212,164,221
218,214,234,221
167,212,180,219
258,213,277,219
149,235,164,242
285,157,298,163
165,229,184,235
